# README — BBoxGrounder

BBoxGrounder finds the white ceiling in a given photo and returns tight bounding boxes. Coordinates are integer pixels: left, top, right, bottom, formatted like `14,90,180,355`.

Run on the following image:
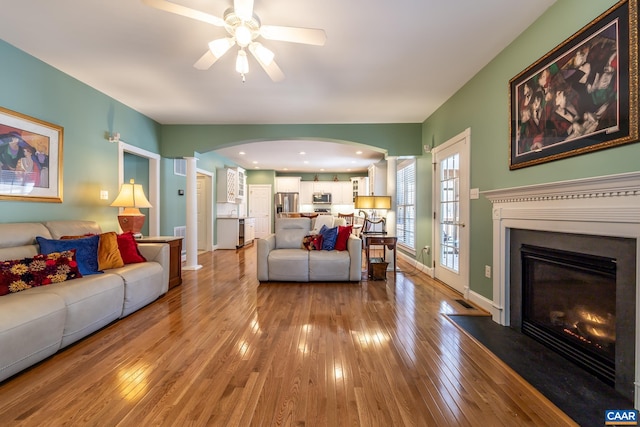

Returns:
0,0,556,172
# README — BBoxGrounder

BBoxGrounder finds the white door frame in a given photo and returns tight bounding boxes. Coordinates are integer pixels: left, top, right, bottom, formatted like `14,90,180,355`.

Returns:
197,168,214,252
117,141,160,236
431,128,471,297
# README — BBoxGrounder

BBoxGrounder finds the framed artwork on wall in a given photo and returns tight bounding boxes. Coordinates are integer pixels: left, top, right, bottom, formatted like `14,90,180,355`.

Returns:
509,0,638,170
0,106,63,202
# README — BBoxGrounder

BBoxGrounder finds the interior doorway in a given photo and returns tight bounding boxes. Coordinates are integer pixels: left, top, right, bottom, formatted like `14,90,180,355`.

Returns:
432,128,470,297
196,170,213,252
117,142,160,236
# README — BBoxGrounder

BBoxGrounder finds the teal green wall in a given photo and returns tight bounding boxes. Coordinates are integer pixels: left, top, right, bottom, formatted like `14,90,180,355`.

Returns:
159,124,422,158
422,0,628,299
0,40,161,233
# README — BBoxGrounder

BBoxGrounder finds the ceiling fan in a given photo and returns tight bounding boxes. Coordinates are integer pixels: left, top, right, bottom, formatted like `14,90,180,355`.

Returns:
142,0,327,82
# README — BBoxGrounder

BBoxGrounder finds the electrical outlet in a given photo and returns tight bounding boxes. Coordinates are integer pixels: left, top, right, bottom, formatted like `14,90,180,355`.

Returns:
423,245,430,255
484,265,492,278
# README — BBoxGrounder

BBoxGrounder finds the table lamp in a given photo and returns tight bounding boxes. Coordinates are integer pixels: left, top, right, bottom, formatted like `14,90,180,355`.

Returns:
111,179,152,238
355,195,391,233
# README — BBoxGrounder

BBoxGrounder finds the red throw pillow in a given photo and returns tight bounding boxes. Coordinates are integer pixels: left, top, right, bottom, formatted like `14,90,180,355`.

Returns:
117,232,147,264
334,225,353,251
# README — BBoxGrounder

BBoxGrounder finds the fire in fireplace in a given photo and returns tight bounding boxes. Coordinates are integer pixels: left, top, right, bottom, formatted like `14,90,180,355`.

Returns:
521,244,617,385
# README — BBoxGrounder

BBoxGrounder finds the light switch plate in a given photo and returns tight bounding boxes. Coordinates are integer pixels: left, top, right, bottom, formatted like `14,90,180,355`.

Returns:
470,188,479,199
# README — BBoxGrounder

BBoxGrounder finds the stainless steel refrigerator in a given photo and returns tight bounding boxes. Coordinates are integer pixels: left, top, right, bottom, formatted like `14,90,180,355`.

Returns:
275,192,299,216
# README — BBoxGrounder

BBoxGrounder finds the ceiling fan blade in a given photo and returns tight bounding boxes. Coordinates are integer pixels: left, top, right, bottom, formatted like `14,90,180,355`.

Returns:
142,0,225,27
234,0,254,21
260,25,326,46
193,51,217,70
249,42,284,82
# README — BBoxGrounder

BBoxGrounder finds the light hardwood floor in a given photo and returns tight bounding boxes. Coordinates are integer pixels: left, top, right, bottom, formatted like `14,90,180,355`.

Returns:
0,245,577,426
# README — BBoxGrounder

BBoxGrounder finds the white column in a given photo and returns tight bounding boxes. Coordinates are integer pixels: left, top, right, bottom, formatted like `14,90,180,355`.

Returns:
183,157,202,271
385,156,397,270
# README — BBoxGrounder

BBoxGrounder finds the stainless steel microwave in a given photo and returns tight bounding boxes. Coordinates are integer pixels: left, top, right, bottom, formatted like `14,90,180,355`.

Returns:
312,193,332,204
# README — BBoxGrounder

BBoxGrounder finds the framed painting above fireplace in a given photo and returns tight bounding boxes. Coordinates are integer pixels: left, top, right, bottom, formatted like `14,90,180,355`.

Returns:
509,0,638,169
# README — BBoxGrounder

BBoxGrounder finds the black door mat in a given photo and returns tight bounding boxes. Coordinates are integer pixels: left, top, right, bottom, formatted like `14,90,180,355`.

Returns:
447,315,633,427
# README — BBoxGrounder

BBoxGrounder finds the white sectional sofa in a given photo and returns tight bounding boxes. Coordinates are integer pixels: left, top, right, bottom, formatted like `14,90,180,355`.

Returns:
257,217,362,282
0,220,169,383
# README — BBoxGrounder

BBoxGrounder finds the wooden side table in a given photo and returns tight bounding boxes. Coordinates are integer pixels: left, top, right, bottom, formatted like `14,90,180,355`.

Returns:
137,236,183,289
364,234,397,279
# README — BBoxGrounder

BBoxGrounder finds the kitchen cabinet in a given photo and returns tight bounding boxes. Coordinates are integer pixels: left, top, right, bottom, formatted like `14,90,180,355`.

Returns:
300,181,314,205
276,177,301,193
351,177,369,202
312,181,333,194
337,182,353,204
217,167,246,203
368,162,387,196
217,168,237,203
236,167,246,201
217,217,254,249
245,217,255,243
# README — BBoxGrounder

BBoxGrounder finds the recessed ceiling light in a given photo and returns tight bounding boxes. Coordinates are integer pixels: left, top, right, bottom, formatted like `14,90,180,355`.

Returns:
299,151,306,155
356,151,363,155
303,160,309,164
239,151,246,155
252,161,258,164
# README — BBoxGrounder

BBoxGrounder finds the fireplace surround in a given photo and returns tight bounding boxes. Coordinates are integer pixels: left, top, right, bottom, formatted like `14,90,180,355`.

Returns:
483,171,640,407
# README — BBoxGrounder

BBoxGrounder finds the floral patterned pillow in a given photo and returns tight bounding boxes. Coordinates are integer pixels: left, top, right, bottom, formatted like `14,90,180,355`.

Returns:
0,250,82,296
302,234,323,251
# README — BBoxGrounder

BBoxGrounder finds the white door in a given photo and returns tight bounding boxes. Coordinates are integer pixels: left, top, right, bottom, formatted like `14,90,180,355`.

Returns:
432,128,470,297
249,184,272,238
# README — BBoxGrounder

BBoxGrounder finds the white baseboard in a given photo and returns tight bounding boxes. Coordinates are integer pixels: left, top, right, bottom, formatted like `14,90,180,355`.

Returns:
468,290,497,317
397,251,434,277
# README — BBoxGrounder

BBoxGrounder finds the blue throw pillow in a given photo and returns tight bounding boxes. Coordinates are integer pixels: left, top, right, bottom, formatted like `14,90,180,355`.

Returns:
36,235,103,276
319,225,338,251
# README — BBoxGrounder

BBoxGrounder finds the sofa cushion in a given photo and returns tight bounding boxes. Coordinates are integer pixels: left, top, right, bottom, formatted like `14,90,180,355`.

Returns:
108,262,164,317
0,291,65,382
309,250,351,281
276,229,309,249
117,232,147,264
28,273,125,348
319,225,338,251
268,249,309,281
0,250,82,295
311,215,334,234
36,235,102,276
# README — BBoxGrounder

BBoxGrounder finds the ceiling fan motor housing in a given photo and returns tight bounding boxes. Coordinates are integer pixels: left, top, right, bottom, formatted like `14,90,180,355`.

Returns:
223,8,260,46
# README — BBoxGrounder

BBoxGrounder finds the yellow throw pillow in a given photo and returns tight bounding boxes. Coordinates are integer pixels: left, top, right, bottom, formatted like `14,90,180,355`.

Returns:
97,232,124,270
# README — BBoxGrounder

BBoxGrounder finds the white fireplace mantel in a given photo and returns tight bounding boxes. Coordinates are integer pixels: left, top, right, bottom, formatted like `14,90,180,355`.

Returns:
482,171,640,408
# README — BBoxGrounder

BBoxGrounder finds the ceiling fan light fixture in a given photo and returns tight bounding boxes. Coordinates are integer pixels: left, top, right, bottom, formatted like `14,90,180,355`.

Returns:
236,49,249,75
235,24,253,47
208,37,235,58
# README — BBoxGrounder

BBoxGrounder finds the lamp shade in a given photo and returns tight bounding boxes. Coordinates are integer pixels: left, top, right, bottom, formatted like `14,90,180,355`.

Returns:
111,179,152,209
354,195,391,210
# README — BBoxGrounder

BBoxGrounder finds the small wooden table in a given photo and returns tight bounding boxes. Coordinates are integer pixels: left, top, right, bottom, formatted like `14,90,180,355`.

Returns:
364,234,397,279
137,236,183,289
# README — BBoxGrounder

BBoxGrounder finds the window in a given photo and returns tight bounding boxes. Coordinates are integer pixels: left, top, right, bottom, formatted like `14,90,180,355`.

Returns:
396,158,416,250
174,159,186,176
